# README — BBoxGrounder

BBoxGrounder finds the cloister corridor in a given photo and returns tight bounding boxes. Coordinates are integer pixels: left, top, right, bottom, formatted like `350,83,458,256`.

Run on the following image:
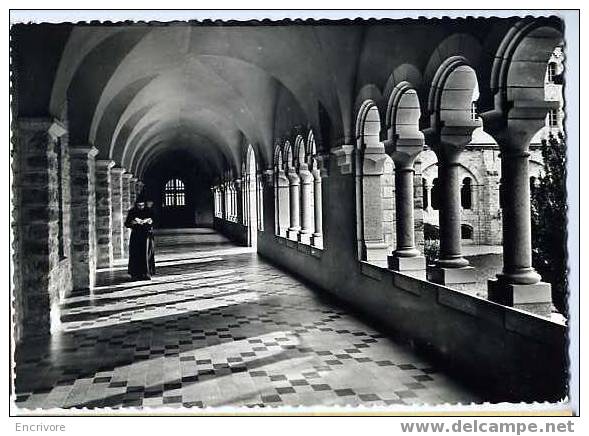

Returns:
13,229,478,409
11,17,571,410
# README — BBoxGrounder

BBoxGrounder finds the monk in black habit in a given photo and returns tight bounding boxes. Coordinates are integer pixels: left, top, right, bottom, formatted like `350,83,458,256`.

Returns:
125,196,156,280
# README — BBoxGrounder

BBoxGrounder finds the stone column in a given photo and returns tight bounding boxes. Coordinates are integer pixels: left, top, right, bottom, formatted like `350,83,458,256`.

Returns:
427,148,476,285
228,183,233,220
360,145,389,267
122,173,132,256
219,185,225,219
298,163,314,244
311,167,323,248
276,168,290,237
110,168,125,259
481,93,556,315
488,145,552,315
385,137,426,278
286,167,301,241
257,174,264,231
423,180,432,212
69,146,99,291
95,159,115,268
234,179,243,224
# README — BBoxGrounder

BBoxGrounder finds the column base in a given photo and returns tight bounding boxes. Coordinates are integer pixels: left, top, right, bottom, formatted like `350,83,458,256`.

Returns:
298,232,312,244
388,255,426,280
488,278,552,317
311,233,323,249
427,265,476,285
287,228,300,241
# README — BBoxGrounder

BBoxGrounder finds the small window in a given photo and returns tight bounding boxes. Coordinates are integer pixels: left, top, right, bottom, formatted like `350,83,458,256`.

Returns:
470,101,478,120
548,109,558,128
431,178,440,211
461,177,472,210
163,178,185,207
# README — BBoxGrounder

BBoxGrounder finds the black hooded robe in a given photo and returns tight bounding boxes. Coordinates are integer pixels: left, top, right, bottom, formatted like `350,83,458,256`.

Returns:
124,206,156,278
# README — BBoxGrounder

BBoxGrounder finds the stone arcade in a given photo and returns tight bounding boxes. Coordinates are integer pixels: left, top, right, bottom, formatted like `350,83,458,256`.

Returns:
11,17,567,408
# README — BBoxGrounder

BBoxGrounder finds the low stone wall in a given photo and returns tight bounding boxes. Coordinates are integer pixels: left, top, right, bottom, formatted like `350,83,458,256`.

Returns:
213,217,247,246
257,229,567,403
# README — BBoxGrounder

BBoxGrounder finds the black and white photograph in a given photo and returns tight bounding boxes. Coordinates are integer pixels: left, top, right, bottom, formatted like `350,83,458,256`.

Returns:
7,8,580,420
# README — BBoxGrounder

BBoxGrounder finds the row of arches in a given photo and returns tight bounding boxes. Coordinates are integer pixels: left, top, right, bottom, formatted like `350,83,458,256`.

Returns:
423,177,473,211
345,21,562,310
273,131,324,248
212,145,265,247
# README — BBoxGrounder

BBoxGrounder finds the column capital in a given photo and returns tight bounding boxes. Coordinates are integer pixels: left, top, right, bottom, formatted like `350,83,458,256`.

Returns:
384,134,425,171
262,168,274,186
69,145,99,158
48,121,67,140
95,159,116,170
298,166,314,184
424,118,481,155
286,167,300,184
361,145,388,176
481,100,559,152
331,145,354,175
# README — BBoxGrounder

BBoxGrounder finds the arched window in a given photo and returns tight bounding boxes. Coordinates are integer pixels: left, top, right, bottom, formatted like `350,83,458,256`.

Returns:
461,177,472,209
431,178,440,210
163,178,185,207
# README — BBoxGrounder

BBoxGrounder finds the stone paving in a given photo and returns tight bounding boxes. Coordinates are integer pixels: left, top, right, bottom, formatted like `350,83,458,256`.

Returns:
13,229,480,410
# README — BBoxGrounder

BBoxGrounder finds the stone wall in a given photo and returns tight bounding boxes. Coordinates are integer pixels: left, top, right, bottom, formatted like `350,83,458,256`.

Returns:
213,217,247,246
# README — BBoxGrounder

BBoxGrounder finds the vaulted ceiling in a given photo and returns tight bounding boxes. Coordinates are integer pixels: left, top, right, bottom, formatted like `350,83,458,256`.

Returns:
12,17,561,180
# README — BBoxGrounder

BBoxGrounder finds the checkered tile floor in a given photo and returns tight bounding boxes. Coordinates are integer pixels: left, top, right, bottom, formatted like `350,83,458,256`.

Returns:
13,228,479,409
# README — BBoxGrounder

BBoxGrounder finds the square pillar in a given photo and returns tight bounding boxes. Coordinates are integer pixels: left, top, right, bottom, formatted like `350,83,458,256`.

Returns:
13,119,68,339
111,168,125,259
122,173,133,256
129,177,138,205
95,160,115,268
69,146,99,291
